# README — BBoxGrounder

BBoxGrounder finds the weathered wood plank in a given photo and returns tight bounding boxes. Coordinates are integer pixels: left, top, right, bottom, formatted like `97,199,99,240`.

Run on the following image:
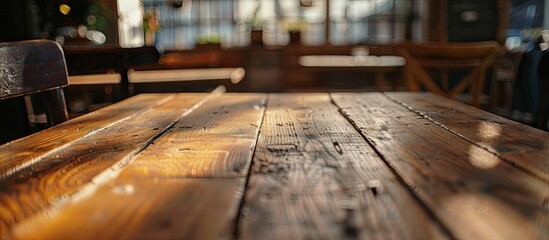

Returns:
0,94,209,238
14,178,247,240
14,93,267,240
121,94,267,179
0,94,174,179
386,92,549,181
332,93,549,240
239,94,448,240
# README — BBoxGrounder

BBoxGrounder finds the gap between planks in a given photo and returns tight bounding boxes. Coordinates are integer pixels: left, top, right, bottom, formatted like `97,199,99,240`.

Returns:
327,93,457,239
233,93,270,239
383,92,548,183
1,93,215,238
90,92,220,184
330,92,548,240
238,93,450,239
12,92,267,240
0,94,175,180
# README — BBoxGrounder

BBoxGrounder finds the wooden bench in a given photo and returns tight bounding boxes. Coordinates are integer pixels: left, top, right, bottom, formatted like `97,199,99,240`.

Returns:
0,92,547,239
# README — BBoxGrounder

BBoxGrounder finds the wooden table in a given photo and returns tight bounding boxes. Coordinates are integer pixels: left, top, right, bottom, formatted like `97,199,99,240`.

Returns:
299,55,405,92
63,44,159,99
0,92,547,240
127,67,246,85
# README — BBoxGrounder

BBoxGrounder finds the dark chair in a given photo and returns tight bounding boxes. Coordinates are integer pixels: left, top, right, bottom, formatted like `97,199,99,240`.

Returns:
0,40,69,142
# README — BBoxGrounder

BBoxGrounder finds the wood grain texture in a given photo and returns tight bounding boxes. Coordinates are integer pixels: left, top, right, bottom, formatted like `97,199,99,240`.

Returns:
386,92,549,181
15,93,267,240
0,94,173,179
0,94,209,238
14,178,247,240
239,94,448,240
332,93,549,240
121,93,267,179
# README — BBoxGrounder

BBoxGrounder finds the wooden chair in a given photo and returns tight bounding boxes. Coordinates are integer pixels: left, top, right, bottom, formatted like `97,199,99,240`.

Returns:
397,41,499,107
490,47,524,115
0,40,69,141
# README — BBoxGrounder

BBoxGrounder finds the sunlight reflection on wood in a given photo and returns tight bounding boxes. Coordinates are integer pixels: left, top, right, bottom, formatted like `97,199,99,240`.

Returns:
442,193,539,240
478,121,502,140
468,146,500,169
1,92,547,239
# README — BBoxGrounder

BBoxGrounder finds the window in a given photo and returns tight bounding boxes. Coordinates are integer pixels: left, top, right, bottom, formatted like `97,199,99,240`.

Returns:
136,0,413,50
119,0,145,47
504,0,545,49
329,0,411,45
508,0,545,37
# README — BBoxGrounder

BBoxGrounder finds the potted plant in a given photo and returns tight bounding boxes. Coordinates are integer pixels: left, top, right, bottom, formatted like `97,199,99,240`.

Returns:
143,8,160,46
283,19,305,44
248,4,264,45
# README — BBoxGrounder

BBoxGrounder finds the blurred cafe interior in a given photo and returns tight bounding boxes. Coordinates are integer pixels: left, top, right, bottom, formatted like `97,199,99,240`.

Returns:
0,0,548,143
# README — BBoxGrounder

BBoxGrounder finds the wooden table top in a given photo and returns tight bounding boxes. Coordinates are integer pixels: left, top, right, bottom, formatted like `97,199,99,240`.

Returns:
127,68,246,84
299,55,405,68
0,92,547,240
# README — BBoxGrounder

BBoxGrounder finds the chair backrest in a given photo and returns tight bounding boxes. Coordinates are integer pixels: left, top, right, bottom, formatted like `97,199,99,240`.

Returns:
0,40,69,142
490,47,525,112
397,40,500,107
494,48,524,82
0,40,68,100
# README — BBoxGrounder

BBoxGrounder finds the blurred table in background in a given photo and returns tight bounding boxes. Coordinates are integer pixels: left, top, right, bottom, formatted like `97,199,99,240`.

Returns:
63,44,160,99
298,55,405,92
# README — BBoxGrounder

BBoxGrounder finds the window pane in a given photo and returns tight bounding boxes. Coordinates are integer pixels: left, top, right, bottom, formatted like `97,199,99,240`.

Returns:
138,0,410,49
118,0,144,47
